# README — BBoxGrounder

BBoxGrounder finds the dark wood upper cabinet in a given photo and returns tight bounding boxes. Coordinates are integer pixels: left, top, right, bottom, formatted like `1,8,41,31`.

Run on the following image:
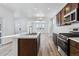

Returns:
56,3,79,26
71,3,78,11
56,13,60,25
60,9,64,24
64,3,78,15
64,4,72,15
56,9,64,26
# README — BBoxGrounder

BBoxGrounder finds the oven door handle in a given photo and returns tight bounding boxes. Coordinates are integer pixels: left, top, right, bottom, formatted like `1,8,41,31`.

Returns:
57,37,66,42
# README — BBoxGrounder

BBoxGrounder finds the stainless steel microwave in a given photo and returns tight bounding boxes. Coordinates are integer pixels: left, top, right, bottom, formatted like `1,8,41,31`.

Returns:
64,9,79,24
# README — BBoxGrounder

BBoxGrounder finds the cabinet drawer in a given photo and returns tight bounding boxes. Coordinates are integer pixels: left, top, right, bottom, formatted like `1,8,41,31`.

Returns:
70,40,79,49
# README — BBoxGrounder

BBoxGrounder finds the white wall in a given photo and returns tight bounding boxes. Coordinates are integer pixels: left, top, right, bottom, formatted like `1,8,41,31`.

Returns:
2,17,15,36
0,5,15,36
14,17,53,34
53,16,79,34
14,18,28,34
0,5,15,44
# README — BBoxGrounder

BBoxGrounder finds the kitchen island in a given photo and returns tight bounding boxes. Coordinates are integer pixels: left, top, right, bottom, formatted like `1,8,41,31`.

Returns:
17,34,40,56
0,33,40,56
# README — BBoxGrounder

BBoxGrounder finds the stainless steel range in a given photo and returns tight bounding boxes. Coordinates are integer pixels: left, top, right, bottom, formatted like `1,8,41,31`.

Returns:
57,33,79,56
57,34,69,56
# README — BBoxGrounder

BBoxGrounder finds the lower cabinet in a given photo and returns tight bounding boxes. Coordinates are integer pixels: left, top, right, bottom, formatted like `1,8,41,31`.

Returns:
70,39,79,56
53,33,58,48
18,39,39,56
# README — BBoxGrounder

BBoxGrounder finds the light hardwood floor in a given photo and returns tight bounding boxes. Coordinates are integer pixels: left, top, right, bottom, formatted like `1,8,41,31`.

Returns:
38,33,60,56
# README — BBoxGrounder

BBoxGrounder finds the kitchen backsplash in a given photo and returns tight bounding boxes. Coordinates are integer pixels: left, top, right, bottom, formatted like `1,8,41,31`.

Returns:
53,16,79,34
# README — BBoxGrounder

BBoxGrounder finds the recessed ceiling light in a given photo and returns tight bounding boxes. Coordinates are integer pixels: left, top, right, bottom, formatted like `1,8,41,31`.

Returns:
48,8,50,10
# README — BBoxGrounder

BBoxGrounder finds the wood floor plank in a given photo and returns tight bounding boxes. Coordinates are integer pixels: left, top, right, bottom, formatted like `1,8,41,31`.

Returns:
38,33,60,56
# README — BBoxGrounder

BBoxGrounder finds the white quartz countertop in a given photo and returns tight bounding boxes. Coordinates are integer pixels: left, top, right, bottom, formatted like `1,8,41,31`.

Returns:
69,37,79,43
15,34,39,39
0,33,39,39
0,33,39,47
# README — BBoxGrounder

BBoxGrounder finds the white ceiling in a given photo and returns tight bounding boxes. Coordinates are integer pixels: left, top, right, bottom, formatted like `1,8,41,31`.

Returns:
1,3,66,20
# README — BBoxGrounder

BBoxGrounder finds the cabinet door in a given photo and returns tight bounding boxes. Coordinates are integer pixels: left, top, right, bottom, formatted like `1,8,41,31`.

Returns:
59,11,62,24
56,9,64,25
70,39,79,49
56,13,60,25
18,39,37,56
70,45,79,56
70,39,79,56
64,4,72,15
60,9,64,24
71,3,78,11
53,33,58,48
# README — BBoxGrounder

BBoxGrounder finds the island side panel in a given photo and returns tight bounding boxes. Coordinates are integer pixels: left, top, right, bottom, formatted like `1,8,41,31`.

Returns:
18,38,37,56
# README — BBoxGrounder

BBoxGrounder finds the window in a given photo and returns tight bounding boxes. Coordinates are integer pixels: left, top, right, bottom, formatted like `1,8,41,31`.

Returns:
32,21,48,33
